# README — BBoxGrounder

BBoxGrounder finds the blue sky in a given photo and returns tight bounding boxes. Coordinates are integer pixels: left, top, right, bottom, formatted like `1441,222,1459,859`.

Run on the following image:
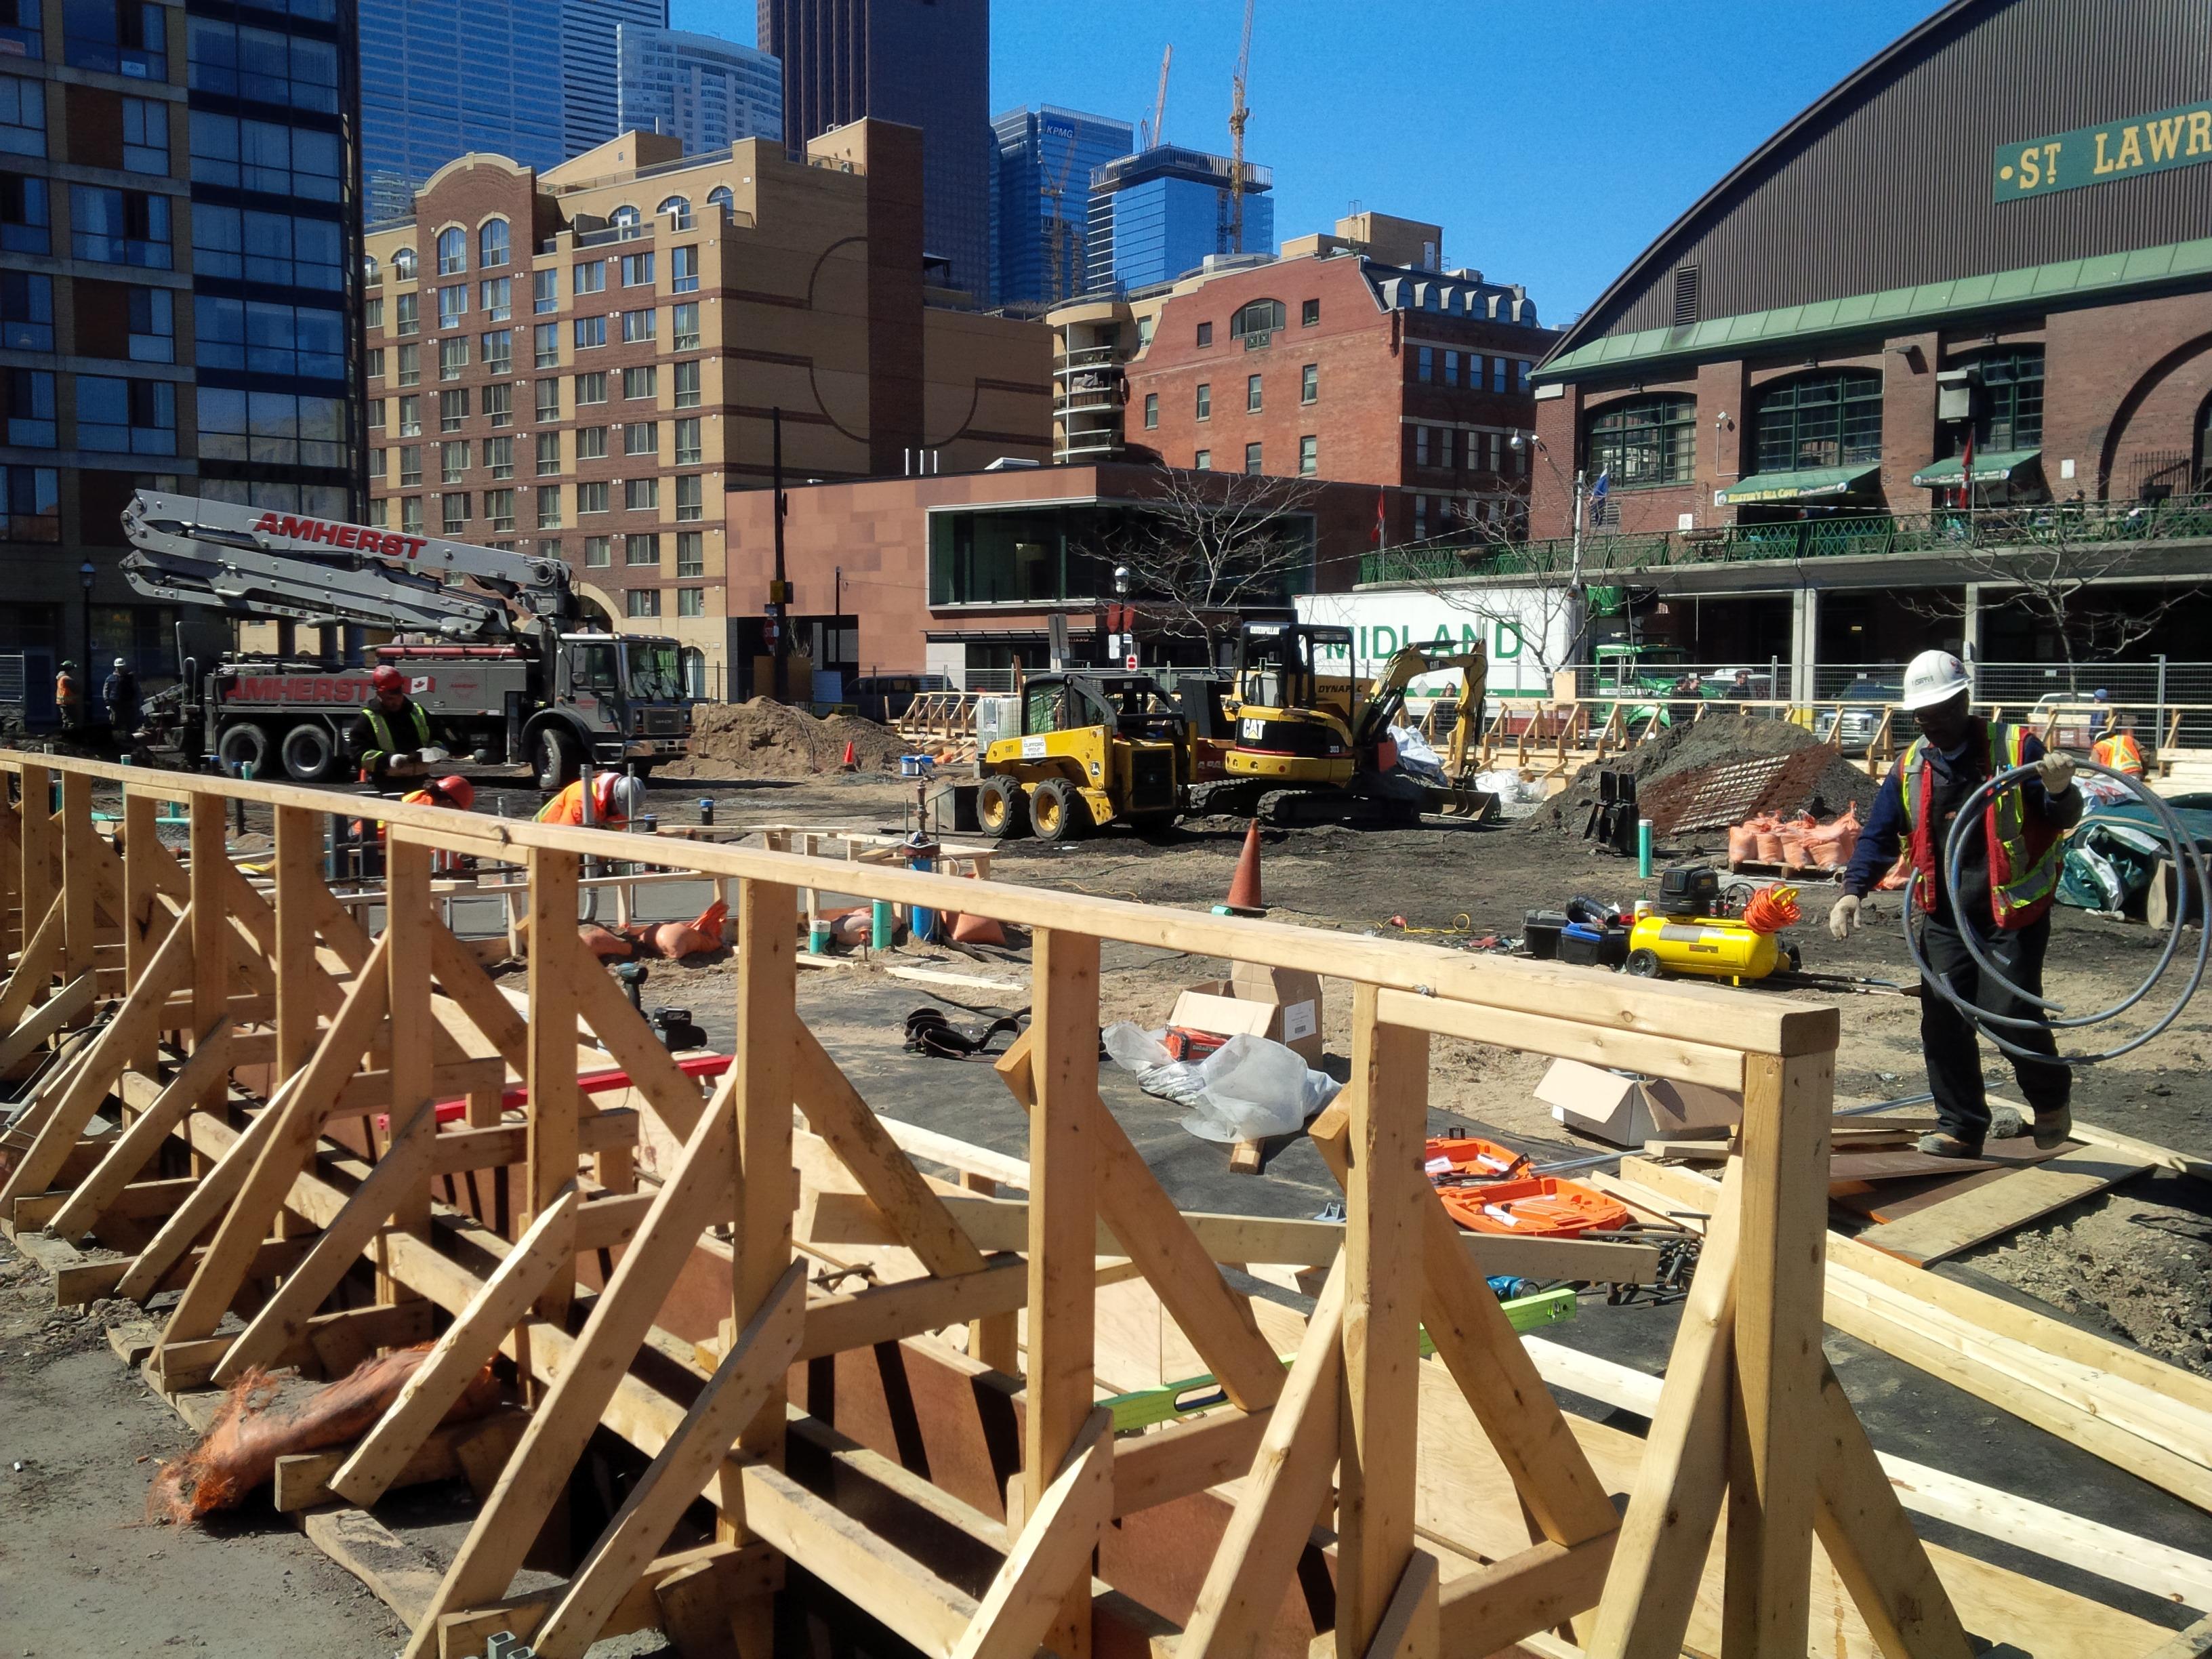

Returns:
669,1,1940,322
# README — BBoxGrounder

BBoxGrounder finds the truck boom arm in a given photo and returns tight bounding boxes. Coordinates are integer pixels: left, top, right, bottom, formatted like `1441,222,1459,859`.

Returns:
120,491,575,639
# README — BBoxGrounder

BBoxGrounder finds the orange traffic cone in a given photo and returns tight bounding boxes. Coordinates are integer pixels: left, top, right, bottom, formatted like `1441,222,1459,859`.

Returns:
840,739,858,771
1215,821,1266,916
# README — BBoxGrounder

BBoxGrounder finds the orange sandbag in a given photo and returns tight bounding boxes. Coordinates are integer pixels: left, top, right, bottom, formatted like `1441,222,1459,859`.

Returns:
947,871,1006,946
1755,829,1785,862
648,897,729,959
1779,826,1812,869
579,923,635,960
1800,805,1860,869
1728,817,1772,864
147,1347,500,1525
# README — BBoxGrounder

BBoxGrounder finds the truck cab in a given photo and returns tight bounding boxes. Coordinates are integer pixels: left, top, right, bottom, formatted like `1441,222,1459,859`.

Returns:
539,633,691,786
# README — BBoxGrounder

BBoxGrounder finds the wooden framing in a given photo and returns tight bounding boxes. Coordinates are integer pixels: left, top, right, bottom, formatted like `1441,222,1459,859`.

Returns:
0,752,2012,1659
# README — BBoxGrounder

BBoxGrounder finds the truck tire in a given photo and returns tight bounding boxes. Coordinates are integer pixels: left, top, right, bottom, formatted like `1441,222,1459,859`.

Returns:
531,724,581,790
977,775,1027,838
279,722,336,782
216,721,270,779
1029,777,1086,843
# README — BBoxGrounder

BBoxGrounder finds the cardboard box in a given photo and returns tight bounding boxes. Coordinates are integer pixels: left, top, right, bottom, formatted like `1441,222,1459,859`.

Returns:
1169,963,1326,1065
1537,1059,1742,1148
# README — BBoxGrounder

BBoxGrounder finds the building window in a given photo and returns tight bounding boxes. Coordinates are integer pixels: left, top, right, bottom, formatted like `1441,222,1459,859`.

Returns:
366,497,388,527
1753,371,1881,472
577,425,607,459
0,173,47,254
367,348,384,380
69,185,169,268
621,251,654,288
625,531,659,565
1415,426,1430,468
674,417,701,464
398,497,423,534
1194,449,1210,470
676,530,703,577
536,432,560,475
1195,382,1210,421
393,246,417,281
434,225,464,275
1301,298,1319,326
707,185,734,216
573,314,606,350
1444,350,1459,388
437,283,466,328
659,195,693,228
1231,299,1284,342
1516,360,1533,393
1298,434,1317,476
479,219,509,269
535,378,560,422
534,322,558,368
623,420,657,456
1416,346,1433,384
1964,346,2045,451
398,394,421,436
574,260,606,295
672,245,699,293
535,484,562,527
1588,394,1697,487
578,481,609,514
77,375,173,454
438,337,467,380
1492,358,1507,393
621,308,655,344
365,296,382,331
584,535,610,567
1244,443,1263,475
676,474,702,520
367,398,386,435
3,367,52,446
485,489,515,533
484,382,514,428
1195,321,1212,347
480,276,511,322
484,435,514,479
369,447,386,480
1414,495,1427,539
442,492,469,535
127,288,172,363
440,440,468,484
0,3,37,66
626,588,661,618
0,462,56,540
395,291,418,335
398,445,422,485
1143,392,1158,429
0,271,48,351
673,302,700,350
678,587,704,617
68,1,164,78
625,365,657,401
396,342,419,386
625,477,659,510
1247,373,1262,413
0,77,42,158
534,268,557,314
672,361,699,408
438,388,469,432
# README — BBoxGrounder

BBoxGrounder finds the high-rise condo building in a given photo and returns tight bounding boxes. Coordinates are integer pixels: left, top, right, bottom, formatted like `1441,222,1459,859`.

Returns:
616,24,783,156
1086,146,1274,293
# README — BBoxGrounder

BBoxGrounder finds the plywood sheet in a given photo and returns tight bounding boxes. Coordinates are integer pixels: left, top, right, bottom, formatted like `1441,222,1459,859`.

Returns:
1855,1143,2156,1266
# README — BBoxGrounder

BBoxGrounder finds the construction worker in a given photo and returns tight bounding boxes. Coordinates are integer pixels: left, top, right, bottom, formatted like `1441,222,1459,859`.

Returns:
537,769,646,829
1831,650,2082,1160
54,660,80,734
102,657,138,739
2090,724,2146,777
403,773,475,813
346,663,430,784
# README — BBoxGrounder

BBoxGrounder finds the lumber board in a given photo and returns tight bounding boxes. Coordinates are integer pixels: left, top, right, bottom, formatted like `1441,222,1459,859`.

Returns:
0,969,93,1069
156,1300,442,1393
949,1410,1115,1659
433,1543,779,1659
46,1023,230,1240
300,1506,447,1629
1439,1534,1610,1659
1110,1406,1273,1516
1853,1142,2157,1265
273,1407,527,1512
796,1256,1029,1362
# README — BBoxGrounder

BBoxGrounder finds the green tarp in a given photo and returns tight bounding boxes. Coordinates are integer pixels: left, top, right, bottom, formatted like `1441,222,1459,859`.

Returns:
2057,796,2212,914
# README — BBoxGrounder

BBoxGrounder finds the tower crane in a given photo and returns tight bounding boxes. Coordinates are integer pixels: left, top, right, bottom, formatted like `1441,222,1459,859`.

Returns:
1227,0,1254,251
1039,113,1084,305
1139,44,1172,150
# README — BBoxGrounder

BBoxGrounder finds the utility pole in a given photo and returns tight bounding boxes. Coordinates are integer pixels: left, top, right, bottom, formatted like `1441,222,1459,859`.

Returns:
1570,469,1586,594
771,406,790,703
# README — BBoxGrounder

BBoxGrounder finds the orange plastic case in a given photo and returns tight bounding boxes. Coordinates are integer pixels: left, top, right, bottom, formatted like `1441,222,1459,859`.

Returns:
1424,1136,1635,1238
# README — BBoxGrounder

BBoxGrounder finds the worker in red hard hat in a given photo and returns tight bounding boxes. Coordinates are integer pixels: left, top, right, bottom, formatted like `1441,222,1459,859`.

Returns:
346,663,432,784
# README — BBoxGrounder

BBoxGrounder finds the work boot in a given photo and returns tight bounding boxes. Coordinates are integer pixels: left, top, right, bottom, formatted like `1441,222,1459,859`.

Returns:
1988,1107,2026,1139
1916,1132,1984,1160
2032,1107,2073,1150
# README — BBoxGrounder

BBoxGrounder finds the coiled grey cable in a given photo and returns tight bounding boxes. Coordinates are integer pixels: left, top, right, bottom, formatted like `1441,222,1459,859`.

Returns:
1902,756,2210,1065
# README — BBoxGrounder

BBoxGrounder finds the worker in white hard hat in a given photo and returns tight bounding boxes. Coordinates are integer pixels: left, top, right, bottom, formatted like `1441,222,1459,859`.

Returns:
535,769,647,829
1832,650,2082,1159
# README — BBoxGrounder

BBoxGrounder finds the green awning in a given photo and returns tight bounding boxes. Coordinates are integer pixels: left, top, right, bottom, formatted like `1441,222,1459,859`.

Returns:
1910,449,2042,487
1719,462,1880,504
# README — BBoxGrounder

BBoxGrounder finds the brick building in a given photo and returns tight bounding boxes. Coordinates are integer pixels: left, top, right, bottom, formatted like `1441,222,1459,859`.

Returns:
1048,213,1555,548
362,121,1049,689
1510,0,2212,684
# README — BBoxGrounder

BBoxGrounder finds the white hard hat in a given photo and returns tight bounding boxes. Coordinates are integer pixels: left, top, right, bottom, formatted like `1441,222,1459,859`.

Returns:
1900,649,1971,711
113,657,126,668
609,775,647,817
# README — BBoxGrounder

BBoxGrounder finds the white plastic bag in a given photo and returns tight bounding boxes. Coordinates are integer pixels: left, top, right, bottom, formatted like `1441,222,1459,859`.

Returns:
1475,767,1537,802
1177,1033,1343,1145
1387,724,1446,784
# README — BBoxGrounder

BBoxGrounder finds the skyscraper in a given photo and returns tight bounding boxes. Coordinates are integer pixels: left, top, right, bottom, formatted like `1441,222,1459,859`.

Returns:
560,0,668,161
991,105,1132,310
1085,146,1274,292
758,0,990,303
617,25,783,156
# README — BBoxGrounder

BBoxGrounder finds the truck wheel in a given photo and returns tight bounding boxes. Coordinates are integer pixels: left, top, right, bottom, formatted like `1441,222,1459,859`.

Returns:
1029,778,1086,842
532,725,581,790
216,722,270,779
1625,947,1662,979
279,722,336,782
977,775,1027,838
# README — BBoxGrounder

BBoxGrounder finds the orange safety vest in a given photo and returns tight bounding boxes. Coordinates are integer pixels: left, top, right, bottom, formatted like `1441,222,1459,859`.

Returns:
535,773,626,827
1899,722,2064,930
2091,731,2144,777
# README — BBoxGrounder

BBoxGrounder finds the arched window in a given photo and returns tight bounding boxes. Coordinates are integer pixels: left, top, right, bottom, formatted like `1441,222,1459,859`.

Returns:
657,194,693,228
611,204,640,228
363,252,379,282
392,246,416,279
1753,371,1881,472
706,185,735,215
1230,299,1285,342
477,218,509,270
435,225,466,275
1586,394,1696,489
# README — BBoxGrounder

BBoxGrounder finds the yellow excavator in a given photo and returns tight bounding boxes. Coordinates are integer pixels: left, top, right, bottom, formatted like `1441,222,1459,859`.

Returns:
1188,623,1495,827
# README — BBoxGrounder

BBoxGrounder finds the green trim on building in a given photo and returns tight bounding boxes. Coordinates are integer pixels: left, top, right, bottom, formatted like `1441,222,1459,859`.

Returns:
1910,449,2041,487
1536,238,2212,384
1720,462,1880,504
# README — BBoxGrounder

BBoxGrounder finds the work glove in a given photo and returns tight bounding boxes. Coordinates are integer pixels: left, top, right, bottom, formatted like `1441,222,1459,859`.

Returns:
2036,751,2076,794
1828,894,1861,941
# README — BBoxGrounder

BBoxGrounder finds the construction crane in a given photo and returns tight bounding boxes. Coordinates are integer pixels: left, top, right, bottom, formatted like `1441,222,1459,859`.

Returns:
1227,0,1254,251
1139,44,1172,150
1039,113,1084,306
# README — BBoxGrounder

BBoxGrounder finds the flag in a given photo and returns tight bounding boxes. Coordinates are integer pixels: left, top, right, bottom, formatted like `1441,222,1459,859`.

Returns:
1959,430,1975,510
1373,487,1387,546
1589,470,1610,523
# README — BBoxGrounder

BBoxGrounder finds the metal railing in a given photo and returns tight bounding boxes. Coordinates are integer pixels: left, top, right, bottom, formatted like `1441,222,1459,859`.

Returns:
1360,495,2212,586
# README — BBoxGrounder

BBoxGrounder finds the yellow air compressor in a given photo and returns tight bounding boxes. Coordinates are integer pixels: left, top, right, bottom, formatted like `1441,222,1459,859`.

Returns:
1624,865,1801,984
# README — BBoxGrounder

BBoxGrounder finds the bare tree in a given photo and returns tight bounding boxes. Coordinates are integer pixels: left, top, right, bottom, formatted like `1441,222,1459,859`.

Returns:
1394,512,1597,693
1098,467,1324,654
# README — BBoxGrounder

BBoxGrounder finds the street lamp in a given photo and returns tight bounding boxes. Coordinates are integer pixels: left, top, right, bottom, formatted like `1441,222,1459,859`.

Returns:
1111,565,1132,668
1511,433,1584,594
78,557,94,680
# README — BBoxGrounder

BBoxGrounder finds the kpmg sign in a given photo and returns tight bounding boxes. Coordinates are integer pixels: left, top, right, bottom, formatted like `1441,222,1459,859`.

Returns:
1995,100,2212,201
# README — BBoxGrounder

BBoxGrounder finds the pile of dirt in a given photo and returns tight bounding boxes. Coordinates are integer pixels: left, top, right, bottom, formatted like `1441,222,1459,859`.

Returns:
664,699,907,779
1517,717,1879,841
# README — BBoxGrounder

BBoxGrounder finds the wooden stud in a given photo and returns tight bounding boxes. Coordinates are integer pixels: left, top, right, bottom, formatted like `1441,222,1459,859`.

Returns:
187,794,228,1113
950,1407,1115,1659
0,894,64,1031
426,916,529,1071
382,838,437,1302
46,1021,229,1240
1361,1550,1439,1659
273,805,321,1086
120,789,163,1071
960,1172,1021,1374
524,846,581,1324
59,771,94,985
0,972,94,1073
795,1257,1029,1362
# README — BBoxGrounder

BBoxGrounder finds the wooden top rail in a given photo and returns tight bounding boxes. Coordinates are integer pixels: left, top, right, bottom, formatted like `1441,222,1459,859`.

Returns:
3,750,1835,1077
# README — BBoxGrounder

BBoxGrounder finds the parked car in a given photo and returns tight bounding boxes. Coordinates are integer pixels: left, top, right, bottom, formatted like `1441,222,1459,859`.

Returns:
850,673,951,723
1814,676,1902,753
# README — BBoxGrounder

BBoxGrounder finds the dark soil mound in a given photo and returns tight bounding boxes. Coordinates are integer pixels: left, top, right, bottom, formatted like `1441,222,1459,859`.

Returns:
663,699,907,779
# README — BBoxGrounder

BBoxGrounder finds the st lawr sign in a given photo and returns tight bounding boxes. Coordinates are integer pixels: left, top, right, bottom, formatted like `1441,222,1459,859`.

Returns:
1995,100,2212,200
